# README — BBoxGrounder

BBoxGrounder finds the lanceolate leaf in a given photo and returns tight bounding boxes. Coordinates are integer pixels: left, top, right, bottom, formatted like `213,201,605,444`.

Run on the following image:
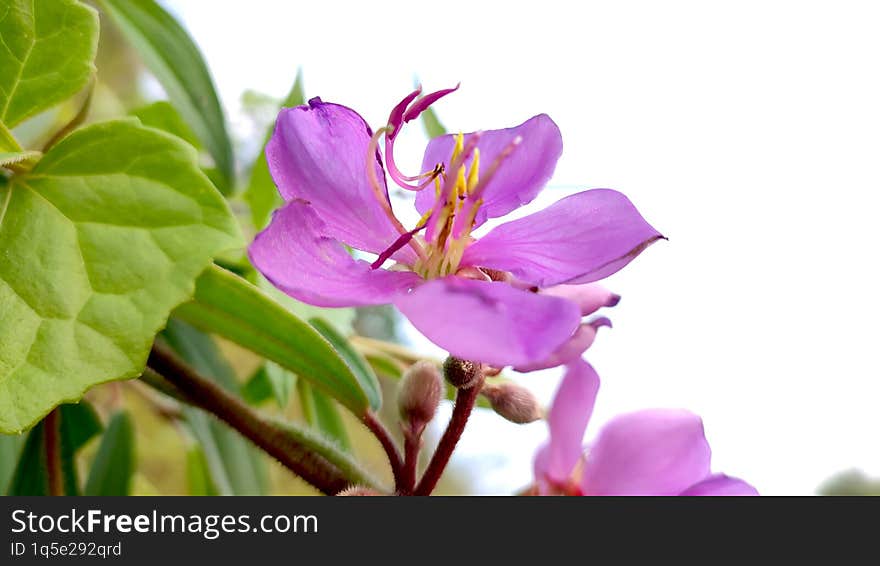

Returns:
84,410,135,496
297,379,350,452
58,403,103,496
244,70,305,228
5,402,101,495
0,119,241,433
420,105,447,139
0,433,25,493
98,0,235,191
309,318,382,412
0,0,99,128
162,318,269,496
174,265,377,415
185,444,218,496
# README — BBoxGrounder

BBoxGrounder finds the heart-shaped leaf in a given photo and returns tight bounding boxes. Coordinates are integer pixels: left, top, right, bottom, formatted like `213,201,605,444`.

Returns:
0,119,241,433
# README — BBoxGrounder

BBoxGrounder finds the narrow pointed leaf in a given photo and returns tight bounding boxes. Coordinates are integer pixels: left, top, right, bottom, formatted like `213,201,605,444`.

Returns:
4,403,101,495
244,70,305,228
185,445,219,496
297,379,350,452
174,265,377,415
309,318,382,412
84,411,135,496
98,0,235,191
0,433,26,493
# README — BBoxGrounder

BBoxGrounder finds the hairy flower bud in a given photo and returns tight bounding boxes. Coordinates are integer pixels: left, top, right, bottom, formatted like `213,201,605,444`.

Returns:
481,382,543,424
397,361,443,426
443,357,482,389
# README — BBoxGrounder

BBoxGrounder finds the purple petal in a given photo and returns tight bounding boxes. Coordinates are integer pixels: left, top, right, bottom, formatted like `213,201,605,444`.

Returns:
540,284,620,316
538,359,600,483
415,114,563,227
461,189,663,288
266,99,413,261
249,200,420,307
679,474,759,496
393,277,580,367
581,409,712,496
514,318,610,373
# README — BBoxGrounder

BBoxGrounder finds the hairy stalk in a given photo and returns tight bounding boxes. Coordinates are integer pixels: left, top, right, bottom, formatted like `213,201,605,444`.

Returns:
44,408,64,496
414,372,485,495
401,424,425,495
362,412,404,492
147,343,377,494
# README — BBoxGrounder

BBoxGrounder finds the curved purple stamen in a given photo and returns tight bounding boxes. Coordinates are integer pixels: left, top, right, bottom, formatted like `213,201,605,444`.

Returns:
370,223,428,269
384,85,460,191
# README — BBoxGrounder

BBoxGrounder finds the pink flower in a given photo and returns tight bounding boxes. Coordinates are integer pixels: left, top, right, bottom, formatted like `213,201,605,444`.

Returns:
249,87,661,366
533,360,758,496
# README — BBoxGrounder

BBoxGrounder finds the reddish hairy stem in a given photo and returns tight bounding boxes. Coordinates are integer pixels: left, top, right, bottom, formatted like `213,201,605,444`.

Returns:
147,343,353,495
362,412,405,491
414,374,484,496
400,424,425,495
44,408,64,496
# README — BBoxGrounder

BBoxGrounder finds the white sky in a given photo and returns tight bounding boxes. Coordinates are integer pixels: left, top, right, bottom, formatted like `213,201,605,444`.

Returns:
167,0,880,495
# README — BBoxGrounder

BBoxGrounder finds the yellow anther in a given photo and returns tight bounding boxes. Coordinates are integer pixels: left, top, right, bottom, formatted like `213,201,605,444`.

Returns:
455,166,467,200
417,208,433,227
466,148,480,193
450,131,465,163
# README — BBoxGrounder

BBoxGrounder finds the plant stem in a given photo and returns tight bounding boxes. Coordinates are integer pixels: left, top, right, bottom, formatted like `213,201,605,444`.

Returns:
362,411,404,492
414,373,484,496
44,408,64,496
147,343,362,495
400,424,424,495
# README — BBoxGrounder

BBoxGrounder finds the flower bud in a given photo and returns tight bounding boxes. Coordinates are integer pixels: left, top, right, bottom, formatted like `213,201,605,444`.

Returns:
481,382,543,424
443,357,482,389
336,486,383,496
397,361,443,426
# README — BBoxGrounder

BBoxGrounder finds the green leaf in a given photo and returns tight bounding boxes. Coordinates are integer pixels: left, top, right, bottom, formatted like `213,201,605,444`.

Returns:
98,0,235,191
5,402,101,495
161,318,269,495
6,422,47,495
58,403,102,495
0,0,99,128
243,361,294,408
243,70,305,228
185,444,218,496
1,150,40,170
130,101,200,148
255,272,356,335
0,119,241,433
84,410,135,496
174,265,378,415
420,104,447,139
0,432,26,494
309,317,381,412
0,122,22,152
297,379,350,452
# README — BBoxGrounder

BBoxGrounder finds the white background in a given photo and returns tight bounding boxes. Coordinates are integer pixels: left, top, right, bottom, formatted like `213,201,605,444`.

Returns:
167,0,880,495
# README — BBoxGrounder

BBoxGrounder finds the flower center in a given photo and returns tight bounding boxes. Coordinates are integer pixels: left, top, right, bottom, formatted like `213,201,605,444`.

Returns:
414,132,483,279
